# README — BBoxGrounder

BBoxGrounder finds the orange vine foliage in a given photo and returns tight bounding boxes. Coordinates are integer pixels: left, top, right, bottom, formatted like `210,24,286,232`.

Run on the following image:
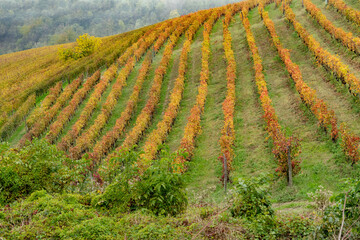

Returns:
106,13,198,164
173,10,223,173
260,5,338,140
284,5,360,98
26,82,62,130
57,65,117,152
242,5,301,177
138,12,210,171
69,58,135,159
45,70,101,143
340,123,360,165
328,0,360,27
90,53,152,163
303,0,360,54
218,8,237,182
20,75,83,145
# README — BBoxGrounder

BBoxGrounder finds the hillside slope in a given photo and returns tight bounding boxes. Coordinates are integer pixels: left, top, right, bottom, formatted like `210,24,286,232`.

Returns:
2,0,360,238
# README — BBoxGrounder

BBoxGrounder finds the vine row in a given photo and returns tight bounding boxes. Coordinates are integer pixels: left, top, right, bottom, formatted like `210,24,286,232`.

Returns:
241,5,301,177
26,82,62,130
20,75,83,145
303,0,360,54
138,12,210,171
45,70,101,143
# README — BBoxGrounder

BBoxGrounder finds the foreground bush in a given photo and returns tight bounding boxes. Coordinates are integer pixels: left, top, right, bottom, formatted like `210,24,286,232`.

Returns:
93,149,188,216
0,139,85,205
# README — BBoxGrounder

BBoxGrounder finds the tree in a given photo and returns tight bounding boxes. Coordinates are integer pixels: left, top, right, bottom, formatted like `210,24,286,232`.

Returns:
58,33,101,60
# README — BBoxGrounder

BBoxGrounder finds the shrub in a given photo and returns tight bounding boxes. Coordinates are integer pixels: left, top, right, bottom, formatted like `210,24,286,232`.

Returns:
93,149,188,216
230,177,273,218
59,33,101,60
136,157,188,216
0,139,84,205
318,180,360,239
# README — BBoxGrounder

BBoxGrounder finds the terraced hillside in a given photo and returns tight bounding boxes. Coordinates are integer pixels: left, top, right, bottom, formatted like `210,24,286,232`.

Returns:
2,0,360,238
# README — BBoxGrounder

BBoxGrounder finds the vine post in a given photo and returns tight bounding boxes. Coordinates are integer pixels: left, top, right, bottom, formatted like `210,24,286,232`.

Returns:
287,144,293,186
223,153,228,194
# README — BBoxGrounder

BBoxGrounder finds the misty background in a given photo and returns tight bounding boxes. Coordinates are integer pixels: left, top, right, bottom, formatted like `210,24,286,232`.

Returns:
0,0,240,54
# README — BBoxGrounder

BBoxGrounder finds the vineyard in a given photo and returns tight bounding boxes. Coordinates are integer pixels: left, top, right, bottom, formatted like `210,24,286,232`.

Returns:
2,0,360,238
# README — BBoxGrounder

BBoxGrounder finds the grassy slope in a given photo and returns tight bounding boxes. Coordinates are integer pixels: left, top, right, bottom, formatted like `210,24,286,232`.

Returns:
136,34,187,149
181,17,227,205
5,0,360,209
265,3,360,199
288,1,360,135
161,26,205,153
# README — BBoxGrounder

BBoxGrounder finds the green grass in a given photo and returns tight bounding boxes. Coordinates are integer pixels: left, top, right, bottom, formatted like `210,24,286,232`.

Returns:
99,39,170,155
93,53,148,145
181,17,228,204
161,26,204,153
136,34,187,149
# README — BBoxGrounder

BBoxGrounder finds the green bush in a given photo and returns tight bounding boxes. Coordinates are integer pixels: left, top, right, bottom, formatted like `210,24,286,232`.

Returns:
136,157,188,216
94,149,188,216
0,139,85,205
318,180,360,239
231,177,273,218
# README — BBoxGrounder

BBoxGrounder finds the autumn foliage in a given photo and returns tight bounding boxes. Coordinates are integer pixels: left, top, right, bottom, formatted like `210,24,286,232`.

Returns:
242,5,301,177
20,75,83,145
328,0,360,27
107,13,199,165
285,5,360,99
46,70,101,143
303,0,360,54
218,9,237,182
26,82,62,130
138,12,210,171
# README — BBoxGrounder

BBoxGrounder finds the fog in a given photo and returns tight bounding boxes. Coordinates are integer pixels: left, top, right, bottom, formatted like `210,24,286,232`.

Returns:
0,0,243,54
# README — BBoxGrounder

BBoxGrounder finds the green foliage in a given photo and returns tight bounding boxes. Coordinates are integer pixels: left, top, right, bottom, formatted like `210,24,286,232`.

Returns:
136,157,188,216
231,177,274,218
318,179,360,239
59,33,101,61
92,149,139,212
94,149,188,216
0,190,109,239
0,139,86,205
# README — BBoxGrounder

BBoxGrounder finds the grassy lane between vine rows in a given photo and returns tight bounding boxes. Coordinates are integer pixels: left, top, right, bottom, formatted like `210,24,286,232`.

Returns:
292,0,360,79
265,3,360,198
277,2,360,135
160,26,205,153
251,6,347,202
181,17,227,205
